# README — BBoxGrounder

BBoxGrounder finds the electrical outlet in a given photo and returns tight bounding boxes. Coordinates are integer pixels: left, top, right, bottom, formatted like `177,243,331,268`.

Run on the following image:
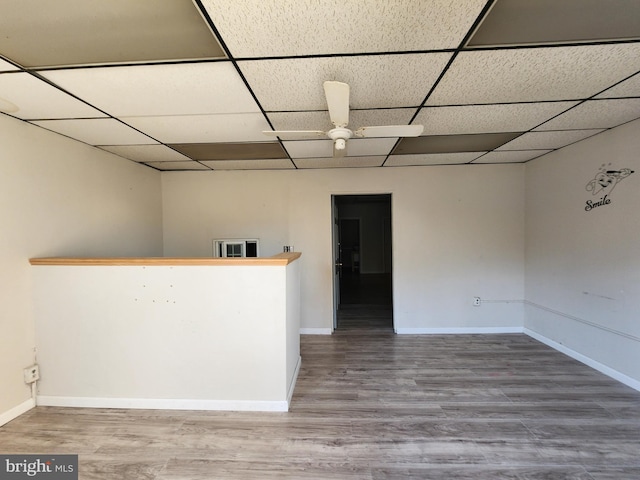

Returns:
473,297,481,306
24,364,40,384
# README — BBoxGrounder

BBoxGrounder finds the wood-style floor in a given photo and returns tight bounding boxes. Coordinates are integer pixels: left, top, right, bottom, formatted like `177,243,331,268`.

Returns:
1,302,639,478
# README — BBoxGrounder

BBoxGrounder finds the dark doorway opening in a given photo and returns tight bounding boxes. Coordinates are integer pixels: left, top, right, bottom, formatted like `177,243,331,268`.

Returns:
333,194,393,332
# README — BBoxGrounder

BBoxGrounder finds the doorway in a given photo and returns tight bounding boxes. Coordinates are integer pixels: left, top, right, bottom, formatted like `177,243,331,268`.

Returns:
332,194,393,332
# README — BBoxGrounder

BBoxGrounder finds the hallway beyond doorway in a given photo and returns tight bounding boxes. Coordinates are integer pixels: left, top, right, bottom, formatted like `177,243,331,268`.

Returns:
337,272,393,332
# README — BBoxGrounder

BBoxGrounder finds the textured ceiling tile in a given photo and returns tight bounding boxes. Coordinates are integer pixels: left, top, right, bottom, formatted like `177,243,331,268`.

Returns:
416,102,578,135
98,145,191,163
295,157,386,169
200,159,295,170
0,0,223,67
596,73,640,98
473,150,551,163
427,44,640,105
239,53,453,111
146,161,210,171
0,59,18,71
32,118,156,145
42,63,259,117
497,129,605,150
123,114,272,143
0,72,105,119
170,142,287,160
535,98,640,130
385,152,483,166
267,109,415,132
201,0,486,57
284,138,397,159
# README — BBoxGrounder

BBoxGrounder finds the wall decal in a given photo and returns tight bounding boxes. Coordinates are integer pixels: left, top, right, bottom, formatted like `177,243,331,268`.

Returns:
585,163,634,211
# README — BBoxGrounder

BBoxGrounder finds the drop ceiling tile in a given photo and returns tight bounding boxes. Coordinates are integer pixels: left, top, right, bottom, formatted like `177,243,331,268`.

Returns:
32,118,157,145
385,152,484,166
393,132,522,155
267,109,416,132
0,0,223,67
497,129,605,150
427,44,640,105
146,161,210,171
42,63,259,117
170,142,287,160
295,157,386,169
473,150,552,163
416,102,578,135
535,98,640,130
0,59,18,71
0,72,105,119
201,0,486,57
596,73,640,99
200,159,295,170
467,0,640,47
239,53,453,111
284,138,397,159
98,145,191,163
123,114,272,143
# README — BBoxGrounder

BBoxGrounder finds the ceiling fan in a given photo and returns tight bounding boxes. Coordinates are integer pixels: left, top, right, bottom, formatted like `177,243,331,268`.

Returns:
263,81,424,157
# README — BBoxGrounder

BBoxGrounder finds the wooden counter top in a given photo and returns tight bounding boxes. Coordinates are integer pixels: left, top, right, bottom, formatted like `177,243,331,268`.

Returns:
30,252,301,266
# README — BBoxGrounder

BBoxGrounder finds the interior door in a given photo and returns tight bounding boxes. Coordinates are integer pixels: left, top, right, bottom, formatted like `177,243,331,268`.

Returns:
331,196,341,330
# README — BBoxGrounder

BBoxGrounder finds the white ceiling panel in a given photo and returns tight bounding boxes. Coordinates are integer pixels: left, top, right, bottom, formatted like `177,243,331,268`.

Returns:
32,118,157,145
146,161,210,171
123,114,272,143
201,159,295,170
295,157,386,169
0,72,105,119
497,129,605,150
596,73,640,99
416,102,578,135
284,138,397,159
201,0,487,57
0,59,18,71
473,150,551,163
535,99,640,131
427,44,640,105
239,53,453,111
41,63,260,117
98,145,191,163
385,152,483,166
267,109,415,132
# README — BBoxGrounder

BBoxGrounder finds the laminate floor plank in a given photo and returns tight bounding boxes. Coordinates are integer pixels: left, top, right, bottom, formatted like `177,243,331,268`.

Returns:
2,329,639,479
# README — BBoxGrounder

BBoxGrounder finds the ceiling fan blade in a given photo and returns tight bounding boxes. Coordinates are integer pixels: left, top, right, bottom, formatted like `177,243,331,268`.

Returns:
323,81,350,128
262,130,326,140
354,124,424,138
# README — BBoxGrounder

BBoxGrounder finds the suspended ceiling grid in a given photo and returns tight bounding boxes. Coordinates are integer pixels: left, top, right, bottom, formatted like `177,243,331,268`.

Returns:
1,0,640,171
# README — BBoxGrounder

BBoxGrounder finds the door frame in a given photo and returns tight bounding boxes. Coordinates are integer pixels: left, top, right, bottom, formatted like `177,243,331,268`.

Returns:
331,193,393,332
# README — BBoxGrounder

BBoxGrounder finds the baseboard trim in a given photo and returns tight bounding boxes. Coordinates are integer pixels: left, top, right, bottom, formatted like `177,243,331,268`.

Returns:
300,328,332,335
286,355,302,407
0,398,35,427
37,396,289,412
395,327,524,335
524,328,640,392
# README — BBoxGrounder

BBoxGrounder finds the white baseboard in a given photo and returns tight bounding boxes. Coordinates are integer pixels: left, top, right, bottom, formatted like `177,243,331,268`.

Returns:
300,328,332,335
396,326,524,335
524,328,640,392
37,396,289,412
286,355,302,406
0,398,35,427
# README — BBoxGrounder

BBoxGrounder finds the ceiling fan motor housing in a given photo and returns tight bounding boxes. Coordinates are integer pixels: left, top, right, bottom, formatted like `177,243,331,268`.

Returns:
328,127,352,150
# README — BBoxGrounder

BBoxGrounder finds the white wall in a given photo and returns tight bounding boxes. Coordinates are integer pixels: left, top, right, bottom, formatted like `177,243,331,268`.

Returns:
525,119,640,387
0,115,162,424
162,165,525,333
